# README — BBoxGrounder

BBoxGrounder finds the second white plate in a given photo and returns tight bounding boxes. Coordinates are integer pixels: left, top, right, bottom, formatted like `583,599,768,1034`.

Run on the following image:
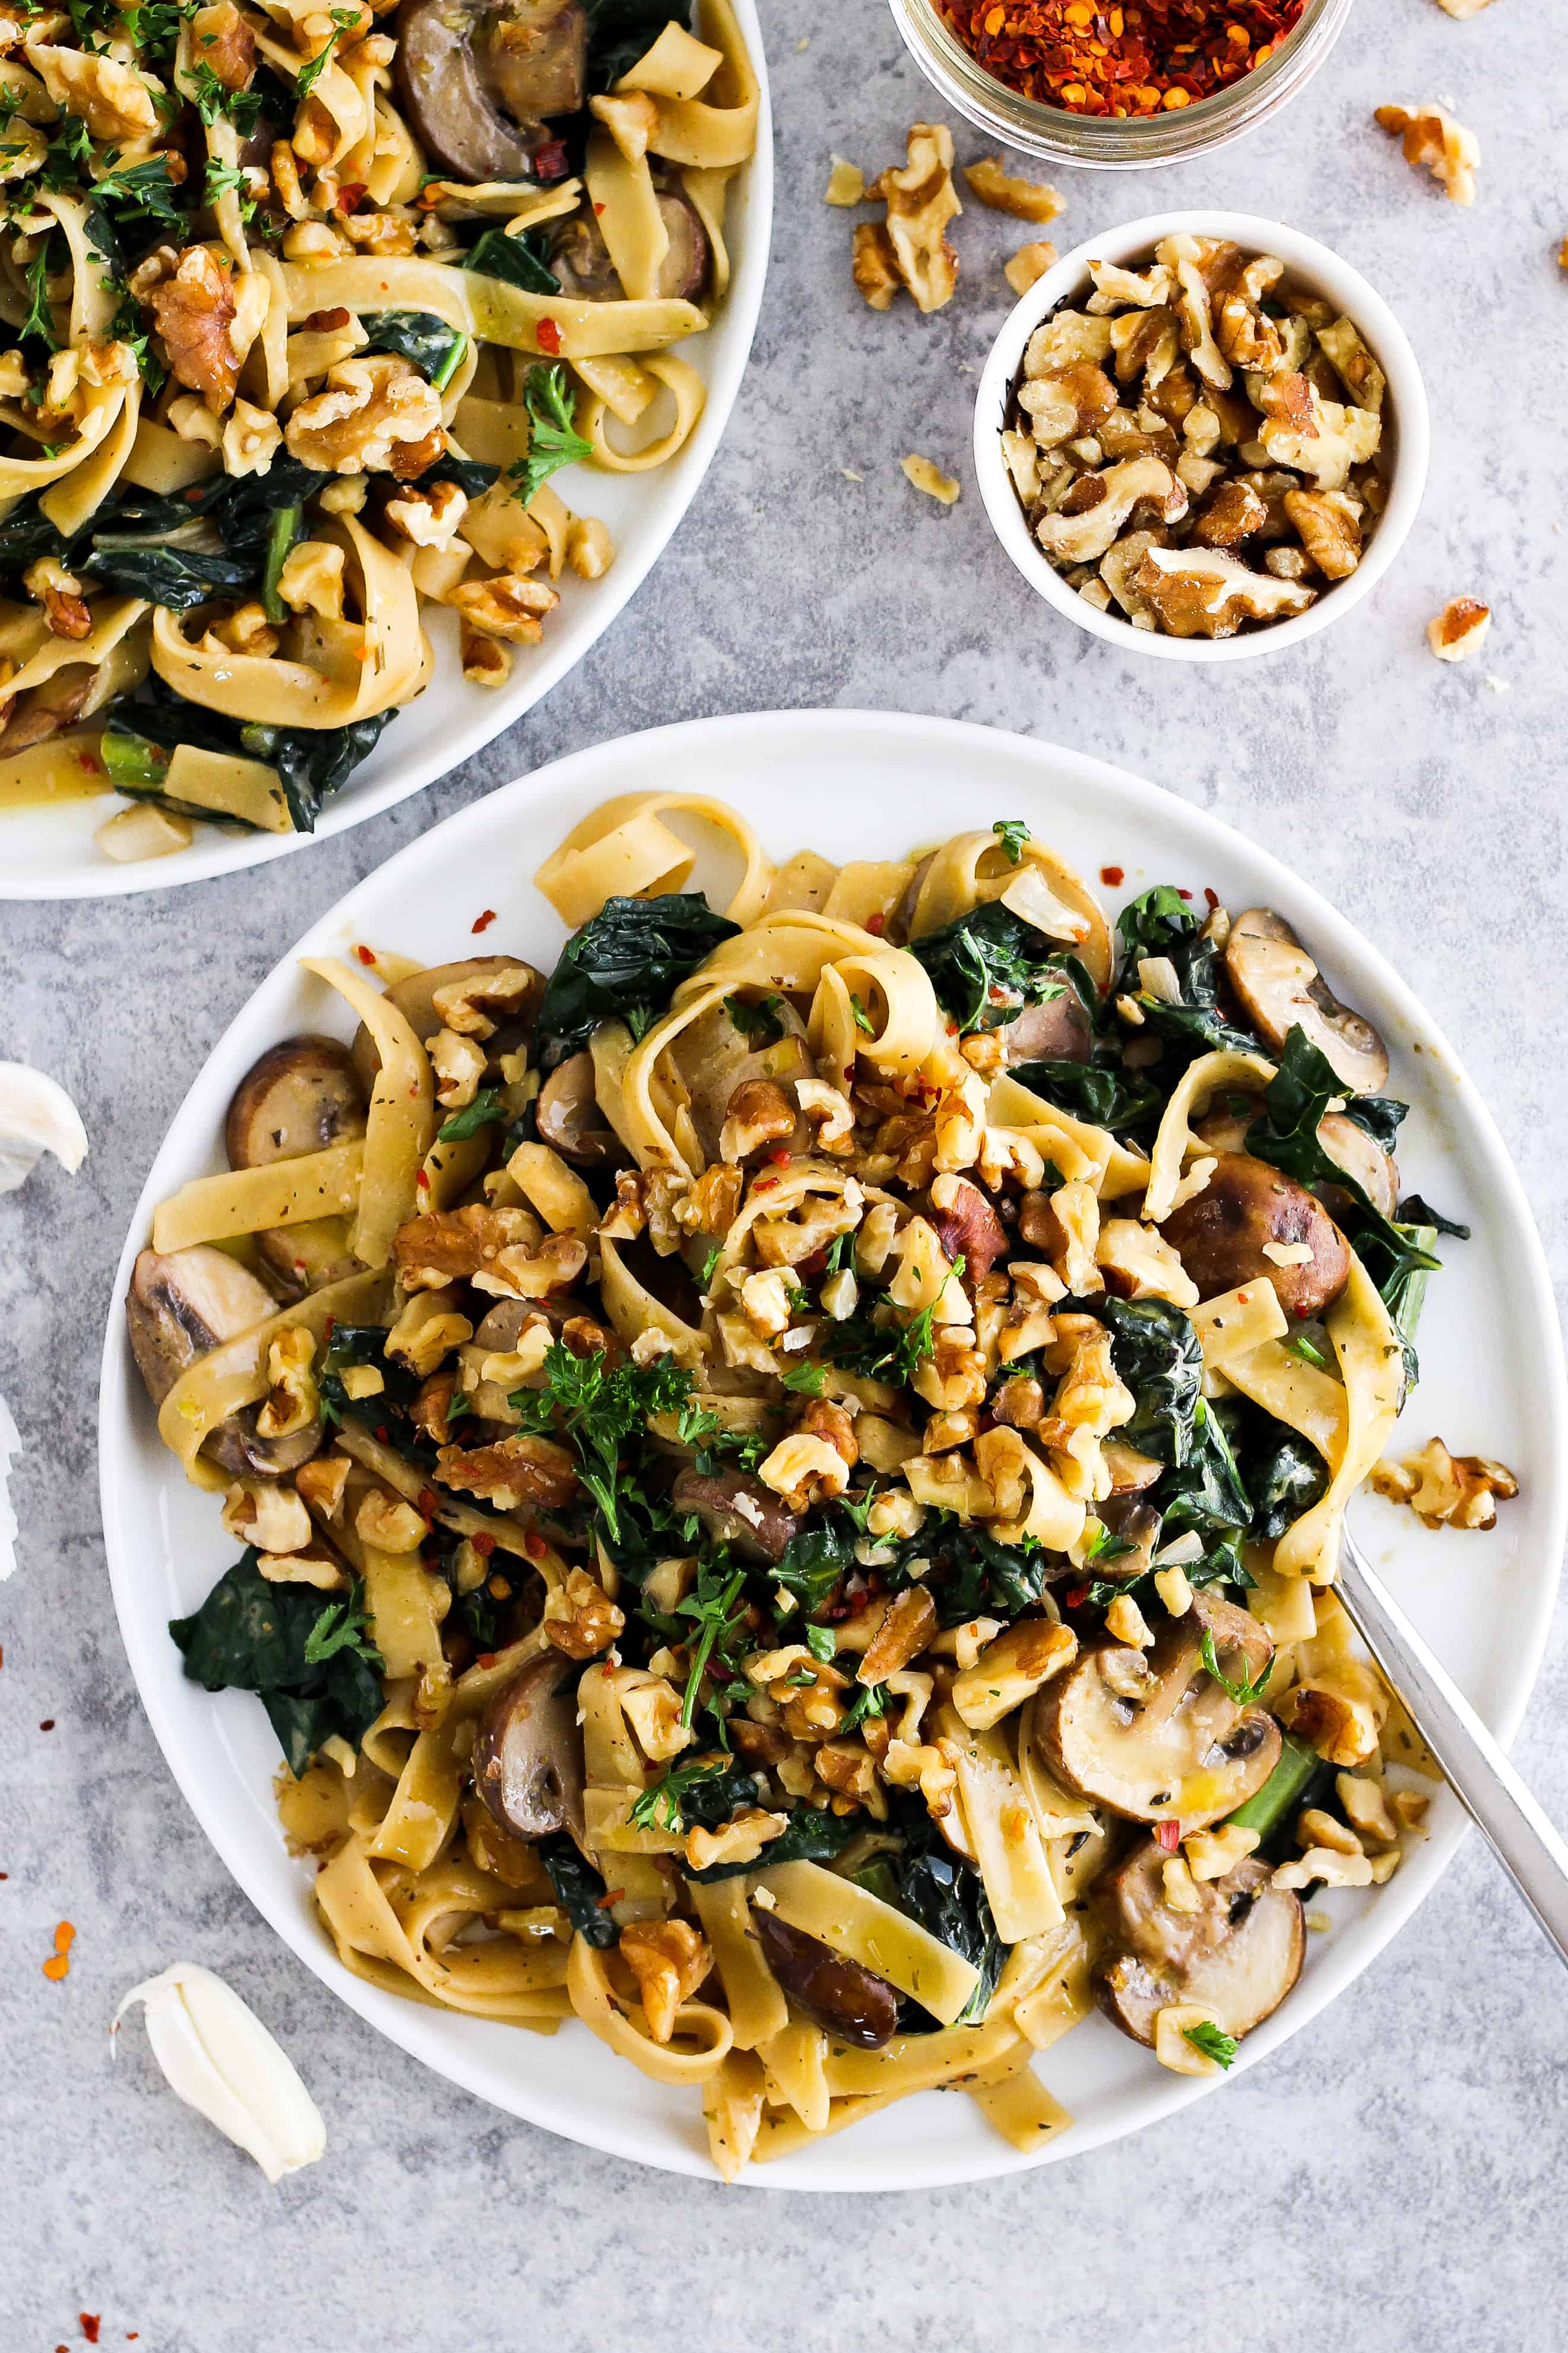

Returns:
5,3,772,900
99,709,1567,2186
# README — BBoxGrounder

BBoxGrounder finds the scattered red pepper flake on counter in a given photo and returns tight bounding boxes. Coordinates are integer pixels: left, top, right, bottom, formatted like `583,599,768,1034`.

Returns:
42,1919,75,1980
1100,864,1124,886
39,1718,55,1731
936,0,1304,115
471,908,498,934
80,2318,102,2345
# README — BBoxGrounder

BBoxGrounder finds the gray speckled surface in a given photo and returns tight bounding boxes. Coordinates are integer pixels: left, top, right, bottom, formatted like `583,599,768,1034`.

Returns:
5,0,1568,2344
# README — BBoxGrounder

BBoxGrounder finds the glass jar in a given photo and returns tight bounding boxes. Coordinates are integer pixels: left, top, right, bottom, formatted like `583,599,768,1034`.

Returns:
886,0,1354,169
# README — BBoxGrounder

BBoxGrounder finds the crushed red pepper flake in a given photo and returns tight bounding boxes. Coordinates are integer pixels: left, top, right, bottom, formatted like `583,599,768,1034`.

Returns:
1155,1818,1182,1851
1100,864,1124,886
936,0,1304,116
80,2319,102,2346
353,943,376,966
536,317,562,355
471,908,498,934
42,1919,75,1979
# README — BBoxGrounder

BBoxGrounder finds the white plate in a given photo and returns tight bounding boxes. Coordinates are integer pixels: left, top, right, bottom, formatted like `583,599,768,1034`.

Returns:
5,12,772,902
99,709,1568,2189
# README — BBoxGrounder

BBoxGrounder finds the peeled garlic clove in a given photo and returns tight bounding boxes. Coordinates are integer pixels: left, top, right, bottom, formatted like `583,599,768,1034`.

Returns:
0,1061,88,1194
113,1963,325,2183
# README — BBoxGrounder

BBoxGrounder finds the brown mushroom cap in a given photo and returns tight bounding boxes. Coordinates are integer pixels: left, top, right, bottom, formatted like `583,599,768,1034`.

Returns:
550,187,710,303
654,191,710,302
670,1466,803,1566
349,954,541,1096
394,0,586,184
1193,1106,1398,1222
1224,907,1389,1095
996,988,1095,1067
125,1246,324,1476
536,1049,617,1166
753,1911,899,2050
1160,1152,1350,1320
226,1036,369,1293
1093,1843,1304,2045
1032,1589,1281,1830
473,1652,586,1845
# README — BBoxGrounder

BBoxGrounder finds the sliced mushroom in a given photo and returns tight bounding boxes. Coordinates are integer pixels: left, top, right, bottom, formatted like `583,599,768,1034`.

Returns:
1032,1589,1281,1830
550,189,710,303
394,0,585,184
1103,1439,1164,1496
996,989,1094,1067
753,1909,899,2050
226,1037,369,1292
125,1246,323,1477
1160,1152,1350,1318
1093,1843,1304,2046
670,1466,803,1566
924,1176,1008,1282
349,954,541,1097
1225,907,1389,1093
668,997,812,1168
1095,1497,1162,1579
473,1651,585,1846
1193,1106,1398,1220
536,1050,617,1166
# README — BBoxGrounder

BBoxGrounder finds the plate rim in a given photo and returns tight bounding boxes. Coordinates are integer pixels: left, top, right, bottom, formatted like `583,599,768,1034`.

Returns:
97,706,1568,2189
1,2,774,903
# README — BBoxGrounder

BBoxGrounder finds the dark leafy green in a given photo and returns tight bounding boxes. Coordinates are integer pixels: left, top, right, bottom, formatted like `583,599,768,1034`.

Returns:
910,900,1070,1035
535,891,741,1066
773,1518,854,1614
1399,1193,1471,1242
104,679,392,834
361,309,468,387
889,1819,1003,2029
463,226,559,295
1339,1093,1408,1154
418,452,501,499
822,1295,936,1388
509,362,595,507
169,1553,383,1776
1241,1422,1328,1540
436,1088,509,1143
1009,1056,1161,1136
685,1801,861,1883
80,542,254,607
318,1323,423,1433
540,1832,619,1946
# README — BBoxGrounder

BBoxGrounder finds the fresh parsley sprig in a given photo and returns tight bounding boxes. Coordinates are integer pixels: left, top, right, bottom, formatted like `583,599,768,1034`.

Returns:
992,818,1031,864
508,361,593,507
304,1585,383,1669
629,1754,731,1834
1199,1627,1272,1709
1182,2019,1238,2070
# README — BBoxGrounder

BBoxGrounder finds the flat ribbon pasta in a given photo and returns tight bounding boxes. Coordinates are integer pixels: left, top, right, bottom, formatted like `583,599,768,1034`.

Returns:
908,827,1114,992
566,1933,733,2082
534,789,771,928
298,956,435,1267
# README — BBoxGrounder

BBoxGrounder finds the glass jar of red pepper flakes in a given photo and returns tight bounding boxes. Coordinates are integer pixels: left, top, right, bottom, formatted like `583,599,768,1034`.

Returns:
888,0,1350,166
935,0,1307,116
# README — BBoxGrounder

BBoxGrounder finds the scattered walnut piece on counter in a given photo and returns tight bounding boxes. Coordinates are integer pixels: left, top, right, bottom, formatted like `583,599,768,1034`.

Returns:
962,156,1064,224
1002,233,1392,638
1005,239,1057,296
1375,103,1480,205
1426,597,1491,661
1432,0,1494,16
852,123,961,315
902,453,961,505
1372,1437,1518,1529
824,156,865,206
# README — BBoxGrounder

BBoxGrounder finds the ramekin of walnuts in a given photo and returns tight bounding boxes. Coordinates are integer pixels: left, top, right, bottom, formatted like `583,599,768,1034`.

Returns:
973,211,1429,660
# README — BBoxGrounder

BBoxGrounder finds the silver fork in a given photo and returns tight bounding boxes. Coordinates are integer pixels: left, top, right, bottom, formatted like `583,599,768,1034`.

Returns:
1336,1523,1568,1967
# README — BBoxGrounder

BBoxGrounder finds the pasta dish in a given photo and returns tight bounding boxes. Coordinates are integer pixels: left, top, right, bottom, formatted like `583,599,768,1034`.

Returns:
126,792,1448,2178
0,0,756,859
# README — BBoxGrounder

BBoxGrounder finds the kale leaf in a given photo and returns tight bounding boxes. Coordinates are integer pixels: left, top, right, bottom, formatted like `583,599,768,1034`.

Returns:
104,678,391,834
1399,1192,1471,1242
773,1517,854,1613
891,1829,1003,2030
169,1552,384,1777
463,225,559,295
360,309,468,387
1009,1055,1161,1136
540,1832,620,1946
534,891,741,1066
318,1323,425,1435
80,542,255,608
910,900,1070,1035
1244,1425,1329,1540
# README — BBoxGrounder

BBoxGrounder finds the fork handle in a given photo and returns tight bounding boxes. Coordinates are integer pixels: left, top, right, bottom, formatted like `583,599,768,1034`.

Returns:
1336,1530,1568,1971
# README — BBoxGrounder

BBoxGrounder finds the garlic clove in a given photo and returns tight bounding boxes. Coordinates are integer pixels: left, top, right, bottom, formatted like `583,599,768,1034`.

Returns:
0,1061,88,1194
113,1962,325,2183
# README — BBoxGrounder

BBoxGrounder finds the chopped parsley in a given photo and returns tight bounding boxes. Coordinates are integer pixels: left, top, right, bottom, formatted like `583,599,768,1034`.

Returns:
508,360,594,508
1198,1627,1272,1709
992,818,1031,864
303,1588,383,1669
1181,2019,1238,2070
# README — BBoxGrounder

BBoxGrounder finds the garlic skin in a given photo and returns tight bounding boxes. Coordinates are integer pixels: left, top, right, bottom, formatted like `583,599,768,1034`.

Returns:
113,1963,325,2183
0,1062,88,1194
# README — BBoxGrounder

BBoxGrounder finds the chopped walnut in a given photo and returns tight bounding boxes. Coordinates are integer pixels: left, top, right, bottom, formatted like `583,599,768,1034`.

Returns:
354,1487,428,1554
857,122,961,315
191,0,255,88
1371,1435,1518,1529
1135,545,1315,637
543,1565,625,1658
206,602,278,658
285,353,444,475
902,453,960,505
720,1078,794,1164
221,1478,312,1555
28,44,156,138
430,964,536,1038
384,479,468,550
142,245,242,413
436,1431,579,1512
617,1919,711,2043
270,537,343,620
962,155,1063,224
427,1024,487,1110
1283,487,1363,579
22,556,91,641
758,1432,851,1511
460,623,511,687
1281,1681,1382,1769
394,1202,540,1288
255,1327,318,1440
825,156,866,206
566,515,614,578
1005,239,1057,297
449,570,559,645
1376,102,1480,205
1317,317,1386,412
685,1808,787,1874
1425,597,1491,663
221,397,281,479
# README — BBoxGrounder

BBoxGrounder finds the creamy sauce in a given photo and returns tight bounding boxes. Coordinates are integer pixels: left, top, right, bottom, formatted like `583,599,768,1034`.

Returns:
0,730,115,811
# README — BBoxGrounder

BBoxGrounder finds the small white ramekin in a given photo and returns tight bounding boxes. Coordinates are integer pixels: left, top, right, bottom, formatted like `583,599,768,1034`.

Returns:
972,210,1430,664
